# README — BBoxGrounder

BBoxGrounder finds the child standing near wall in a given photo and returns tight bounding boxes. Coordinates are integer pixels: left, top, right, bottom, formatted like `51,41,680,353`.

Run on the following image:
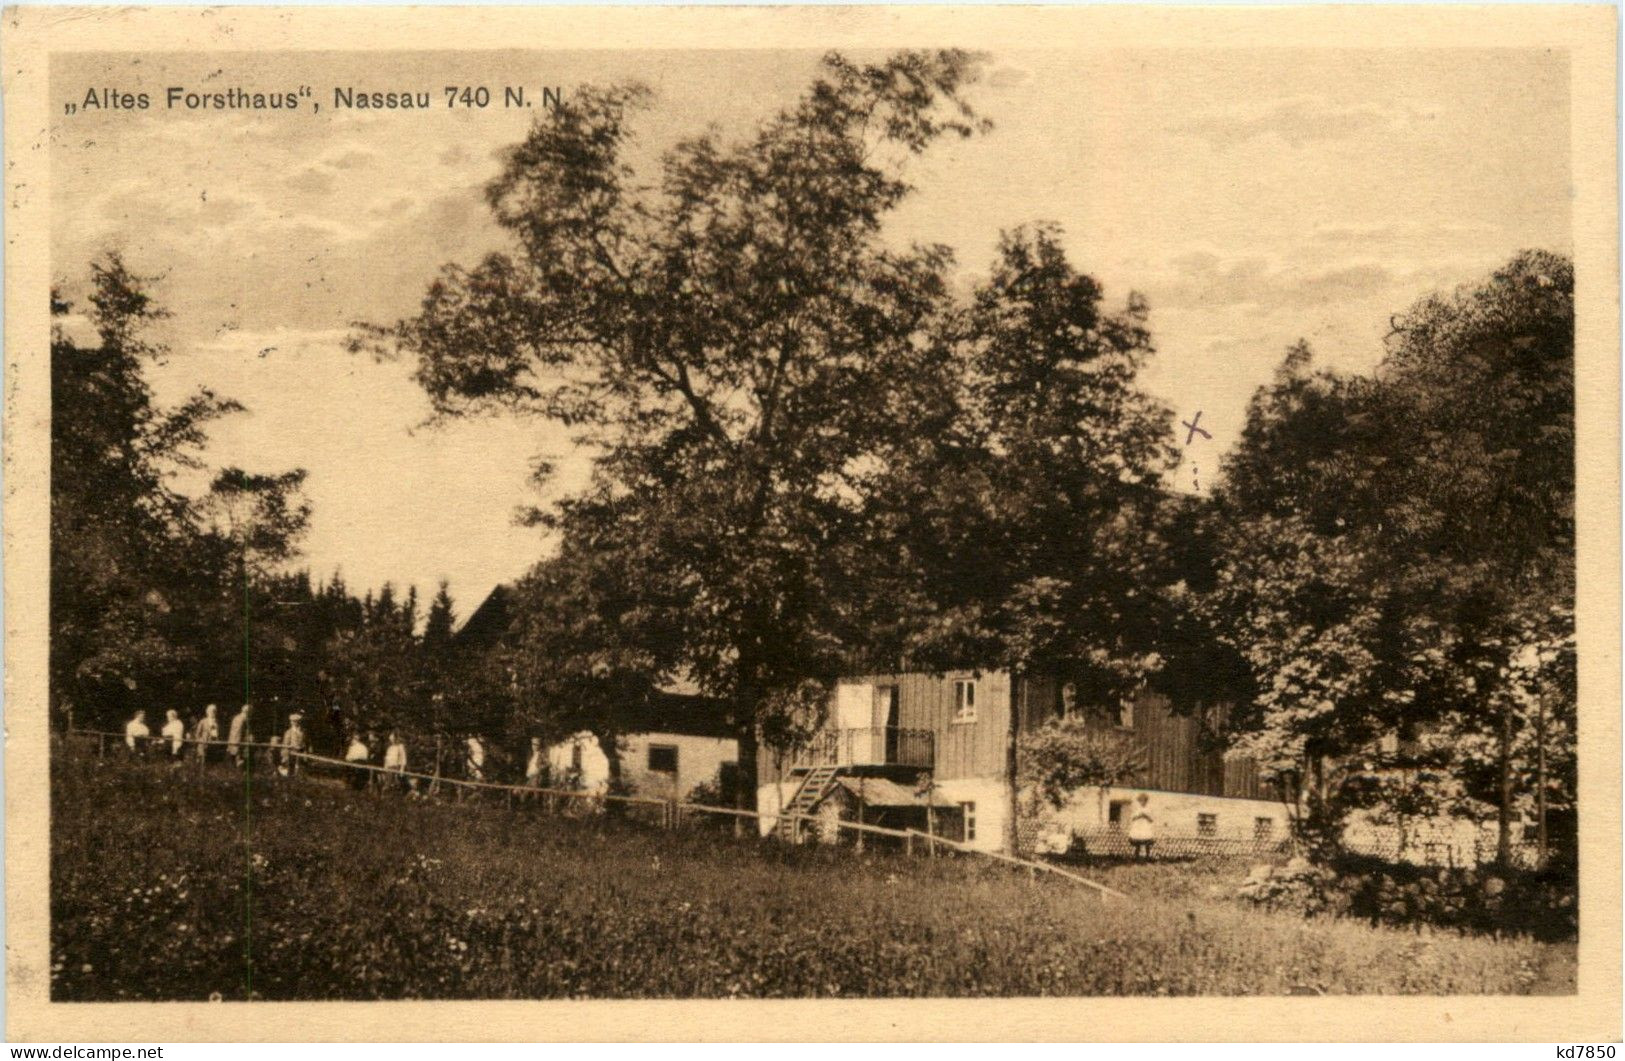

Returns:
1128,792,1157,860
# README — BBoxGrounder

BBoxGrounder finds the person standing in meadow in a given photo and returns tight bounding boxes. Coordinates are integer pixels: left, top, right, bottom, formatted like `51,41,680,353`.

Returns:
192,704,220,763
227,703,254,768
345,729,372,791
281,713,307,776
384,731,408,791
465,734,487,782
524,736,546,803
1128,792,1157,860
123,709,150,755
160,709,186,758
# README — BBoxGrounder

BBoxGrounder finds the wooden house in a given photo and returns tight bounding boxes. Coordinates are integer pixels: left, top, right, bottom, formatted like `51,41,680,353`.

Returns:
756,669,1286,854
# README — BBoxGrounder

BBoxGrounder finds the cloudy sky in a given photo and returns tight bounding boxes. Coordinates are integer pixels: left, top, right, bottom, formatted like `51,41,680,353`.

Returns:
51,48,1571,615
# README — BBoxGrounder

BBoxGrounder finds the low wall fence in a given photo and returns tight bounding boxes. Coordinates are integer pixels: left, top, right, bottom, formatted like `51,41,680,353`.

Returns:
1060,819,1540,870
60,728,1126,900
1066,825,1293,861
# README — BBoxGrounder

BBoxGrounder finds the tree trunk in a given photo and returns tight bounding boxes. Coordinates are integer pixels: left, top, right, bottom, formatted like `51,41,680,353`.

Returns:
597,730,623,816
1004,672,1023,856
1536,693,1548,870
736,717,759,811
1496,694,1514,867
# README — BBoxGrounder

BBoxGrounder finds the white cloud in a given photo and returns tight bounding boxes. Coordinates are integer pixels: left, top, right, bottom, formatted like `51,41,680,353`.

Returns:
1171,95,1441,149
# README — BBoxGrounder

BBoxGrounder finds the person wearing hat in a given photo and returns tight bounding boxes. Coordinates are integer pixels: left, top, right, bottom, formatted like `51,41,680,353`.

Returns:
192,704,221,764
281,712,308,776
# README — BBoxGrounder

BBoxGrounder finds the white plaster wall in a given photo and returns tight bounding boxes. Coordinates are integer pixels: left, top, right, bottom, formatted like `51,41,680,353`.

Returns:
622,732,738,801
548,730,738,801
931,776,1010,852
1046,785,1293,842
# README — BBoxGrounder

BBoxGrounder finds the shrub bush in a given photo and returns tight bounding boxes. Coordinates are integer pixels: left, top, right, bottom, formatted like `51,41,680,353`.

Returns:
1235,854,1577,941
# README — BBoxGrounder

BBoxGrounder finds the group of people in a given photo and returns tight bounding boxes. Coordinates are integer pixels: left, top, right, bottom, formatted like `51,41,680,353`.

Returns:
342,729,414,792
121,703,308,773
117,706,548,796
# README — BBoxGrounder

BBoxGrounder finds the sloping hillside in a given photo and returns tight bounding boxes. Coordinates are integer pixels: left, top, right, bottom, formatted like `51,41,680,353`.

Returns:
50,755,1567,999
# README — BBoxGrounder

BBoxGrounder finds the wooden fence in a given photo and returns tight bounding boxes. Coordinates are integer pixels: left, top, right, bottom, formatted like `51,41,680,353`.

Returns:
63,728,1125,900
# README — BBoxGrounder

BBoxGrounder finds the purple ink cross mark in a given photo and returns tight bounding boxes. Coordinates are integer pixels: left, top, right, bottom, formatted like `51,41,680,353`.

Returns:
1182,411,1212,446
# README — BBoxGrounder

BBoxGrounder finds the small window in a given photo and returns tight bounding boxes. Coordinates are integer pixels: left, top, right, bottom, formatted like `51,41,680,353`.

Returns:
953,679,977,722
959,801,977,843
1254,816,1274,840
1197,813,1218,837
1108,799,1130,825
648,744,678,773
1118,699,1135,728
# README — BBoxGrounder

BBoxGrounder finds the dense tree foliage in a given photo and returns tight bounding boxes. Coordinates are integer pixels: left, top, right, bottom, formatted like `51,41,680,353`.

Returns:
864,225,1183,689
370,51,991,805
56,61,1577,883
1206,251,1575,865
51,258,486,758
51,257,309,730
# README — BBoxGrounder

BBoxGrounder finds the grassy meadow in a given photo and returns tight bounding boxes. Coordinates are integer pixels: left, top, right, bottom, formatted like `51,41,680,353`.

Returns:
51,753,1574,999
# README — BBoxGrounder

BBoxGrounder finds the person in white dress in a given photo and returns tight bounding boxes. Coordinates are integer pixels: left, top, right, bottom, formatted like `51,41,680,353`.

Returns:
160,709,186,757
1128,792,1157,860
345,730,372,791
124,710,151,755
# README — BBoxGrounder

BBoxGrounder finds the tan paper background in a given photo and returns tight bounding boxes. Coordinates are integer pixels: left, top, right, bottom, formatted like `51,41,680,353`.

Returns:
4,4,1619,1042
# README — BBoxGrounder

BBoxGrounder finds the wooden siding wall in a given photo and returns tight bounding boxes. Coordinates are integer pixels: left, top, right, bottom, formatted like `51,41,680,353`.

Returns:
757,670,1272,803
756,671,1011,786
1017,677,1272,802
879,670,1010,782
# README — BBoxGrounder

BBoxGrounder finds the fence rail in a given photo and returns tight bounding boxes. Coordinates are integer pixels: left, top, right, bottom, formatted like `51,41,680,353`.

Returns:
62,728,1122,899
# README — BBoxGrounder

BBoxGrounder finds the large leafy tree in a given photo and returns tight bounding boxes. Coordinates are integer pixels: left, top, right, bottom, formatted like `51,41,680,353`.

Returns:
864,225,1181,686
368,51,988,806
1208,252,1575,864
51,256,311,729
851,226,1185,852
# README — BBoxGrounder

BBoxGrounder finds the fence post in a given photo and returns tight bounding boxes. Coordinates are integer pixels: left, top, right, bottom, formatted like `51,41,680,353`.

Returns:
906,833,913,857
98,734,106,759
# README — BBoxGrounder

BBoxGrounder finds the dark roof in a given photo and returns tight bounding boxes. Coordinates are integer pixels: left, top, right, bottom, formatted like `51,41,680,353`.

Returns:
830,776,957,808
454,584,515,650
454,584,734,738
622,691,738,739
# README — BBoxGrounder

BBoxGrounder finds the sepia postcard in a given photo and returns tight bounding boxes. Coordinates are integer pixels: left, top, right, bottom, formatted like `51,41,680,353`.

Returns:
3,3,1619,1044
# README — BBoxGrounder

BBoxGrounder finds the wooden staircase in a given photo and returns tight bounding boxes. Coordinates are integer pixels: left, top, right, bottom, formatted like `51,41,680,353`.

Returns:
776,764,842,842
